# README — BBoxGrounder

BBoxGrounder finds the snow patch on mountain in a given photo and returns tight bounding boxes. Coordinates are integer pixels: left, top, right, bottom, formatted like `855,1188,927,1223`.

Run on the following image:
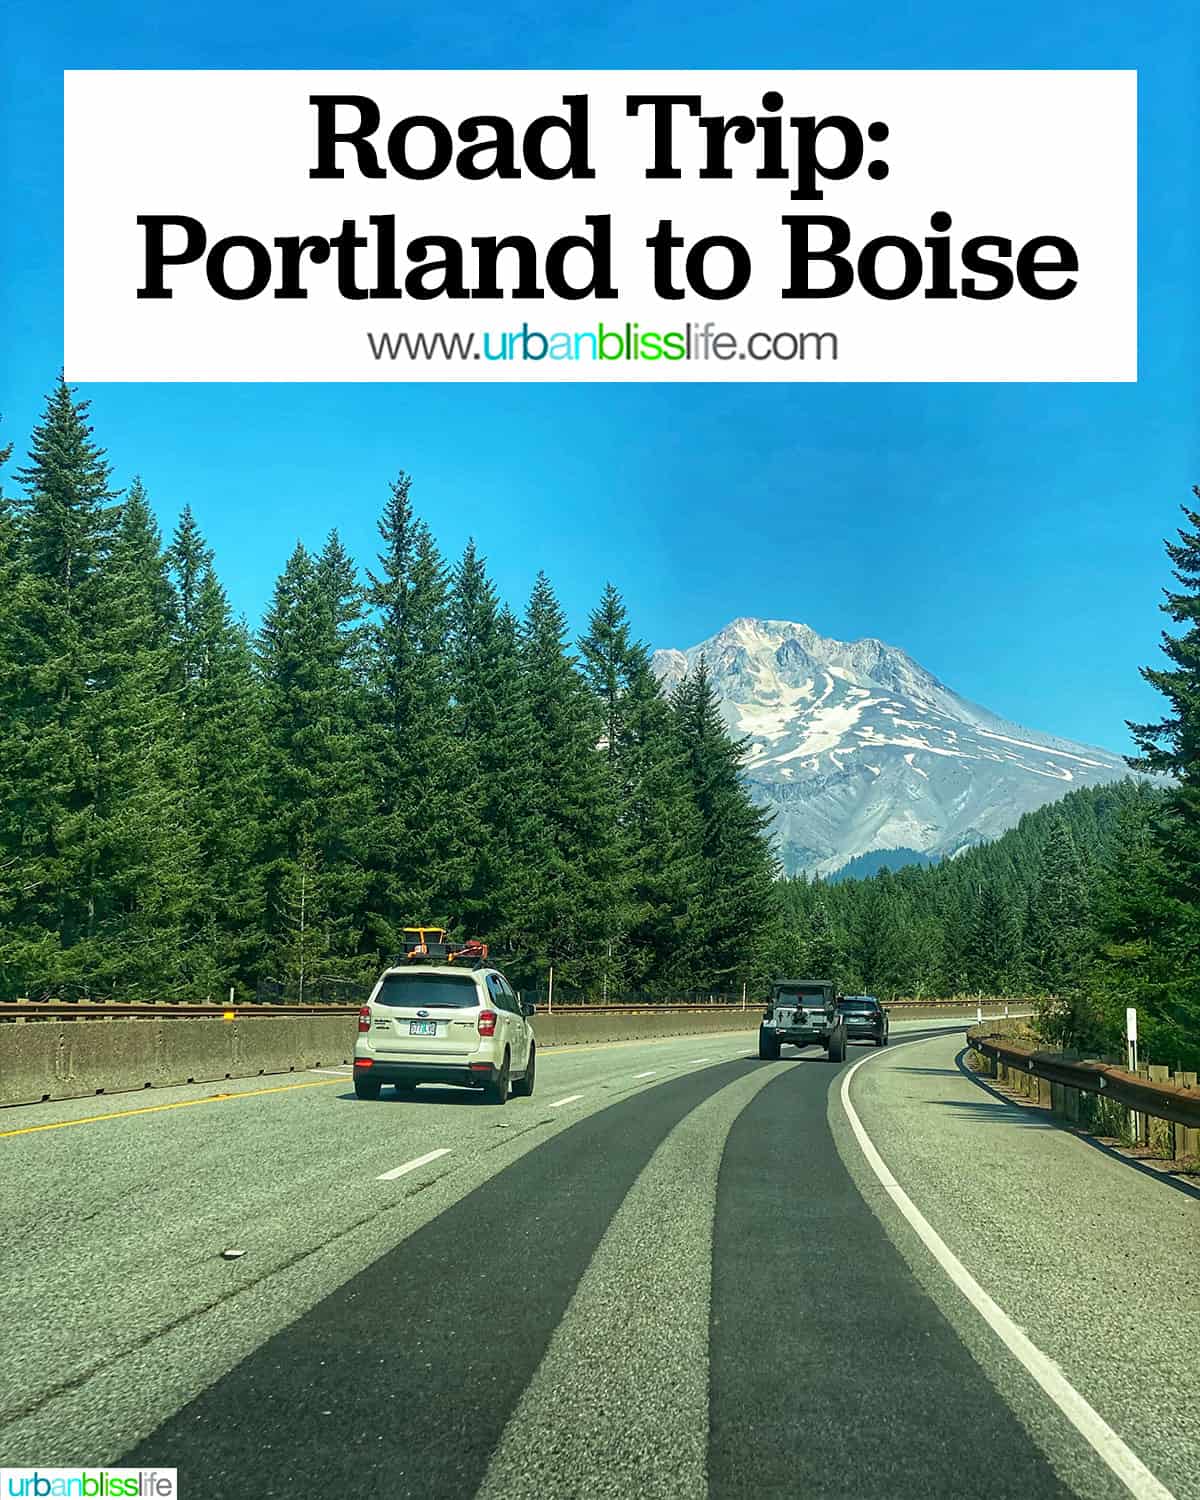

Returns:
651,617,1132,877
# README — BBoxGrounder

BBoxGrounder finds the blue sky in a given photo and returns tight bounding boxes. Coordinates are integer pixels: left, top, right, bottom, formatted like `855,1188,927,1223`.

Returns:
1,0,1196,754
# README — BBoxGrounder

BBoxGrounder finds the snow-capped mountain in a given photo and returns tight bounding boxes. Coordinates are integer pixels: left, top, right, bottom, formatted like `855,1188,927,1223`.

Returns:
651,618,1131,877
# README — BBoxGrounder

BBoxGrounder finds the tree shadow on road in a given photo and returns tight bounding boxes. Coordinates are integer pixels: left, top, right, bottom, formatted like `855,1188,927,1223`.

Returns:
952,1046,1200,1202
931,1097,1055,1128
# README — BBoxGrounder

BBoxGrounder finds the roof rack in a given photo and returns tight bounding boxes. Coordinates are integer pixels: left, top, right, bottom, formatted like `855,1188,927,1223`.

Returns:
397,928,490,968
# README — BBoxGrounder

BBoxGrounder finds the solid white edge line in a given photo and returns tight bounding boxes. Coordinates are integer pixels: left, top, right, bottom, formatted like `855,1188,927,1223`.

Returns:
310,1067,351,1076
839,1038,1176,1500
548,1094,584,1108
377,1147,452,1182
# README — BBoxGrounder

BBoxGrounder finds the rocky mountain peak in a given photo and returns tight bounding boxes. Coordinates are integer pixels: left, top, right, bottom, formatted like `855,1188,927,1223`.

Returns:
650,618,1129,877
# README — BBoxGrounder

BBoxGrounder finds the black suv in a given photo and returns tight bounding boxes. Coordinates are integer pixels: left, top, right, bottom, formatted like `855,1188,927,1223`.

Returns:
837,994,889,1047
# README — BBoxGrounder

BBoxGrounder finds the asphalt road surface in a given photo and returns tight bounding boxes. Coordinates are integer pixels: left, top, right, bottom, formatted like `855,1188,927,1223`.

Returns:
0,1020,1192,1498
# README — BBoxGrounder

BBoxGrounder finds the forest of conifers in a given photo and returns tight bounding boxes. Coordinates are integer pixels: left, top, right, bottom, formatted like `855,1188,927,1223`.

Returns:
1,384,1197,1066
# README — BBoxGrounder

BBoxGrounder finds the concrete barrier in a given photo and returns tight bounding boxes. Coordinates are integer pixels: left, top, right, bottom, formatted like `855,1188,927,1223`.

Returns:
531,1008,759,1048
0,1003,995,1108
0,1016,358,1108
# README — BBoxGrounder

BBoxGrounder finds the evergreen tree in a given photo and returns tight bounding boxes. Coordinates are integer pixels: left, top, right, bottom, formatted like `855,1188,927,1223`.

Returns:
1024,813,1097,1048
85,480,198,994
579,583,645,761
671,657,780,991
515,572,626,988
964,881,1021,995
579,585,701,992
1092,784,1177,1058
0,424,37,991
798,886,846,985
1,382,121,988
1117,491,1200,1066
363,475,462,952
166,504,213,689
167,510,267,994
445,541,538,945
260,534,373,981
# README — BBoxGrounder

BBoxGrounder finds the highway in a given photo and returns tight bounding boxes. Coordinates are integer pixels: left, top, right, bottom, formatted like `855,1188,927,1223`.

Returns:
0,1019,1193,1498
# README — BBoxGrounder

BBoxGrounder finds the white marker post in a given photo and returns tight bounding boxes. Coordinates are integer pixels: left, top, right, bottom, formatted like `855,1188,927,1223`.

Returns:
1125,1006,1139,1146
547,965,554,1016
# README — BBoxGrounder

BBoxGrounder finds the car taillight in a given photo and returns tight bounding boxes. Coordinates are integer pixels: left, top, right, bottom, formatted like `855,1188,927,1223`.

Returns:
477,1010,497,1037
358,1005,371,1033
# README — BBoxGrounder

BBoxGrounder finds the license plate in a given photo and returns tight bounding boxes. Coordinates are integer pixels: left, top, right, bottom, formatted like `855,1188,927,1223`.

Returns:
408,1020,437,1036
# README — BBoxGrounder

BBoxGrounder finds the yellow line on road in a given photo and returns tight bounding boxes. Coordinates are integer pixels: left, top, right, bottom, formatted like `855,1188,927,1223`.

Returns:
0,1029,761,1141
0,1077,344,1139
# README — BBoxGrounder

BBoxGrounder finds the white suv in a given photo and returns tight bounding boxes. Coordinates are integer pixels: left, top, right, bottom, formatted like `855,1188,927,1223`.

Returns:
353,964,536,1104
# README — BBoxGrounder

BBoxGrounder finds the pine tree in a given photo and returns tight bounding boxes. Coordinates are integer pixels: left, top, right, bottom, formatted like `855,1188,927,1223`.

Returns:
363,475,462,953
579,583,644,762
579,586,702,992
260,535,373,982
166,503,213,689
964,881,1021,995
85,480,199,994
2,381,121,989
1092,785,1176,1056
1024,813,1097,1048
1116,491,1200,1067
0,424,36,992
446,541,538,945
670,657,781,992
515,572,626,989
167,510,267,994
799,886,846,984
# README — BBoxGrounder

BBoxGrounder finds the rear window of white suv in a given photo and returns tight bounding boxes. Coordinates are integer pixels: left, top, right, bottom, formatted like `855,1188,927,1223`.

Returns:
376,973,479,1008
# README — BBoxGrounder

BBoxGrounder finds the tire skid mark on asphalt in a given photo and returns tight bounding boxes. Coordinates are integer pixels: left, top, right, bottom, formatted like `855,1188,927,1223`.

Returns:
475,1062,791,1500
709,1033,1077,1500
118,1060,761,1499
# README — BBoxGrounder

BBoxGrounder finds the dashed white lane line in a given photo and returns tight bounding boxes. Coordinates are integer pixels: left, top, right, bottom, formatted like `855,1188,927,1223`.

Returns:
548,1094,584,1108
377,1148,452,1182
687,1057,711,1064
840,1041,1177,1500
634,1070,657,1078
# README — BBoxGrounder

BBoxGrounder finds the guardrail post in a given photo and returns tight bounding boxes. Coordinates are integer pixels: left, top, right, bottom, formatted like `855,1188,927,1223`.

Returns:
1147,1065,1172,1157
1179,1071,1199,1160
1135,1063,1152,1147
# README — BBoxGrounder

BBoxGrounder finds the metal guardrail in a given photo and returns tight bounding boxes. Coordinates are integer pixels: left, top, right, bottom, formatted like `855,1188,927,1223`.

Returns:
0,1000,352,1019
0,997,1002,1022
969,1029,1200,1132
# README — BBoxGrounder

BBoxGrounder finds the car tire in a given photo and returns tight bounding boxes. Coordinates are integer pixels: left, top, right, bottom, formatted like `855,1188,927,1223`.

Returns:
827,1028,846,1063
485,1052,510,1105
394,1080,417,1095
880,1029,889,1046
354,1074,382,1100
758,1030,781,1060
512,1044,536,1098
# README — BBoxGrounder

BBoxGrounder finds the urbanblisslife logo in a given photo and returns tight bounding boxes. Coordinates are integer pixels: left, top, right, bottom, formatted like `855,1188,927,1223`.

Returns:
1,1472,176,1498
